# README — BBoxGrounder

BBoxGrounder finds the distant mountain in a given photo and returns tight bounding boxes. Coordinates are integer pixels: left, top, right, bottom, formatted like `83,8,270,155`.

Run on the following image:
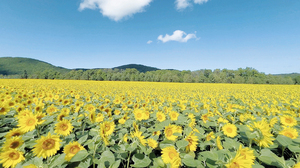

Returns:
113,64,160,73
0,57,160,76
0,57,70,75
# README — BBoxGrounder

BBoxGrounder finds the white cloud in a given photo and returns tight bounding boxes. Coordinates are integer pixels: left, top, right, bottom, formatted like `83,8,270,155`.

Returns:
79,0,152,21
147,40,153,44
175,0,191,10
194,0,208,4
175,0,208,10
157,30,197,43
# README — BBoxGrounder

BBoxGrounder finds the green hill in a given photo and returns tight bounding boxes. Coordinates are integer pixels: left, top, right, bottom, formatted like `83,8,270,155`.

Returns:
0,57,70,75
113,64,160,73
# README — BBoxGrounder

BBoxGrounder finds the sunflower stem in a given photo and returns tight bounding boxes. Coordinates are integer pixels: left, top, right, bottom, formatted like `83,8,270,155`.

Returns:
282,146,286,157
36,125,40,138
127,151,131,168
81,121,86,135
249,139,252,148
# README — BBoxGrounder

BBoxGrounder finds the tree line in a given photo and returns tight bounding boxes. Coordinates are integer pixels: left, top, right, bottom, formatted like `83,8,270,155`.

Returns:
1,67,300,85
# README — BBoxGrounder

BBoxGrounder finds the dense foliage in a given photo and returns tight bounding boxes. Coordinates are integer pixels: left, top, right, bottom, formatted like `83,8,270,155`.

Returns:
0,79,300,168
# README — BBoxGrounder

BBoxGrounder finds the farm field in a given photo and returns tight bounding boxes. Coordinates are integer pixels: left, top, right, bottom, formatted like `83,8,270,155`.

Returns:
0,79,300,168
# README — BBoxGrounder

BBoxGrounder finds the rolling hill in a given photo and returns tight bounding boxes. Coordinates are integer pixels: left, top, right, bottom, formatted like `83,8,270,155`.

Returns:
0,57,160,76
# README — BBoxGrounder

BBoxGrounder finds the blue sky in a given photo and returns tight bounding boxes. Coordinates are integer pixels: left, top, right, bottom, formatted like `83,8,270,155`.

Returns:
0,0,299,74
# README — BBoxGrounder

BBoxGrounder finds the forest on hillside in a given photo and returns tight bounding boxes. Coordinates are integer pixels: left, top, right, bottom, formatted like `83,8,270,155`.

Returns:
1,67,300,85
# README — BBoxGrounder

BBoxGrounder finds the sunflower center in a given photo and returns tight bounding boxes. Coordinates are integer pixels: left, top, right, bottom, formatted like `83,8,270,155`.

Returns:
9,152,20,160
42,139,55,150
26,118,36,126
105,124,111,132
229,162,240,168
166,128,173,137
168,151,177,160
284,132,294,139
60,123,69,131
0,107,6,113
226,128,233,133
12,132,21,137
137,113,142,118
172,114,176,118
36,107,40,111
70,146,80,154
59,115,65,121
285,118,292,124
10,141,20,148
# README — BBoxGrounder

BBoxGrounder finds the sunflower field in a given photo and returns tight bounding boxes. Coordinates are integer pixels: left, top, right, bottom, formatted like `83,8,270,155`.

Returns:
0,79,300,168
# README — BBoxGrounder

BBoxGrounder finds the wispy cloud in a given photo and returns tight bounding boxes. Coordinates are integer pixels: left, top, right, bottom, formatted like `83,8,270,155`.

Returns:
175,0,208,10
147,40,153,44
79,0,152,21
157,30,197,43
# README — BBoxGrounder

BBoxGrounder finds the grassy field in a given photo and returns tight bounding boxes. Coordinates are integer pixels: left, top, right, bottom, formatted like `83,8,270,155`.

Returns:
0,79,300,168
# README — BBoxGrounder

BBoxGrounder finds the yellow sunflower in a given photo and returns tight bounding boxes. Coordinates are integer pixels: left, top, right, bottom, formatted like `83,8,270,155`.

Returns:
100,121,115,136
280,127,298,139
96,113,104,122
164,124,178,141
54,119,73,136
169,111,179,121
17,113,38,133
294,162,300,168
89,111,96,123
156,112,166,122
131,131,147,146
0,149,25,168
161,146,181,168
147,138,158,149
185,132,198,152
237,145,255,162
0,103,10,116
63,141,85,161
280,115,297,127
248,120,274,148
32,133,61,158
5,128,24,139
123,134,128,143
206,132,215,141
226,145,255,168
35,112,46,125
2,136,24,151
57,111,69,121
216,136,223,150
134,109,145,121
222,123,237,138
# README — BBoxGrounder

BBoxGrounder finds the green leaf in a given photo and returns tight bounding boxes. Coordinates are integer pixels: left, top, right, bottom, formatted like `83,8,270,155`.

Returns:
49,154,66,167
276,135,293,147
288,145,300,153
176,139,189,150
130,153,151,167
258,149,286,167
182,154,201,167
109,160,121,168
78,134,88,144
200,151,218,161
70,150,88,162
99,150,115,166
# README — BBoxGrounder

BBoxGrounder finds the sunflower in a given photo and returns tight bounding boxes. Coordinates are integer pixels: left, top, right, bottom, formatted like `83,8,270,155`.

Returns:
134,109,145,121
169,111,179,121
0,149,25,168
123,134,128,143
185,132,198,152
280,115,297,127
46,104,58,115
96,113,104,122
89,111,96,123
156,112,166,122
222,123,237,138
0,103,10,116
216,136,223,150
147,138,158,149
206,132,215,141
161,146,181,168
63,141,85,161
18,113,38,133
237,145,255,162
294,162,300,168
32,133,61,158
114,109,121,115
226,145,255,168
152,131,161,136
269,117,278,127
164,124,178,141
2,136,24,151
131,130,147,146
279,127,298,139
57,111,69,121
5,128,24,139
100,121,115,136
85,104,96,113
54,119,73,136
35,112,46,125
248,120,274,148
